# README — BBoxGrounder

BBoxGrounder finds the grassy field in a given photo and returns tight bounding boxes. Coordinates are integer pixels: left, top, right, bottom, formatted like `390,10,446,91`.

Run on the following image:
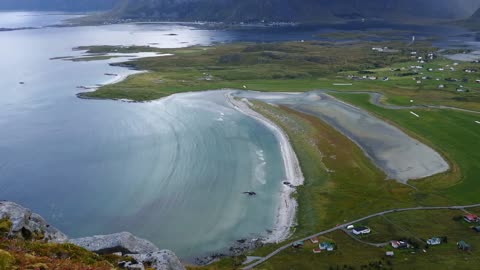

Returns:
330,93,480,204
248,103,420,237
258,209,480,270
0,237,131,270
192,99,470,269
188,95,480,269
75,40,480,110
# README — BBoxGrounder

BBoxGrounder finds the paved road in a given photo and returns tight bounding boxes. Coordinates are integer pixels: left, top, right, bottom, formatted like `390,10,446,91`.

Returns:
320,90,480,115
242,204,480,269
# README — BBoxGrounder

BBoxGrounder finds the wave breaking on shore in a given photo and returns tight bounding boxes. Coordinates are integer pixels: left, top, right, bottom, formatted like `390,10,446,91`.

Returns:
225,91,304,244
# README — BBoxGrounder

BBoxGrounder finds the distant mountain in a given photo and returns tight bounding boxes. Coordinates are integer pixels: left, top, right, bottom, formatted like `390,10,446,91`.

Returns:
111,0,480,23
0,0,117,11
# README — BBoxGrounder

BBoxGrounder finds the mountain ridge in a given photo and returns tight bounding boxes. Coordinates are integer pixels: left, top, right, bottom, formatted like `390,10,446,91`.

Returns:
111,0,480,23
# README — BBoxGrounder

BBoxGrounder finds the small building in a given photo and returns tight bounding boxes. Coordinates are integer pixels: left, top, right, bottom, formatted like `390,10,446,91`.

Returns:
457,241,471,251
438,84,445,89
386,251,394,257
319,242,335,251
313,248,322,254
476,79,480,83
464,214,478,223
427,237,442,246
346,225,354,230
292,241,304,248
391,240,409,249
310,237,319,244
352,226,371,235
382,77,389,81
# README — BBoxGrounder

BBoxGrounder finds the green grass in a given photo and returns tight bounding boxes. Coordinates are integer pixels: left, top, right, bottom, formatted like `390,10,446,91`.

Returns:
330,93,480,204
249,103,420,238
197,98,480,269
0,236,129,270
261,209,480,270
76,41,480,111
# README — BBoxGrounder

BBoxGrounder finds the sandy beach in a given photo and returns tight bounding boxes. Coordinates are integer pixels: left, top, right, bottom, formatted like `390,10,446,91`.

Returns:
226,91,304,244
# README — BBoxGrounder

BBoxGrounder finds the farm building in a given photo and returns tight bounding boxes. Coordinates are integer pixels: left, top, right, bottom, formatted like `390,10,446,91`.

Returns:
463,214,478,223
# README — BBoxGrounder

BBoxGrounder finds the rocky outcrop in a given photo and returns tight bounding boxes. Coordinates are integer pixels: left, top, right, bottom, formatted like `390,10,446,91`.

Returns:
0,201,185,270
0,201,67,242
118,260,145,270
129,250,185,270
70,232,160,254
71,233,185,270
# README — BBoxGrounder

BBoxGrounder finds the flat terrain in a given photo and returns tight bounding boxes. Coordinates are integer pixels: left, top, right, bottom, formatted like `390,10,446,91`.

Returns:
76,40,480,110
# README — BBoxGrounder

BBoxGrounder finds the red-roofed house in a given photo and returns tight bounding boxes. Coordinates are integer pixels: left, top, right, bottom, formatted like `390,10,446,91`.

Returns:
313,248,321,254
310,237,319,244
464,214,478,223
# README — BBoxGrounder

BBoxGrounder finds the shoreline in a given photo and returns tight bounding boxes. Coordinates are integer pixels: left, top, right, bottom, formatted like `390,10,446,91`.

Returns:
76,70,147,102
225,90,304,244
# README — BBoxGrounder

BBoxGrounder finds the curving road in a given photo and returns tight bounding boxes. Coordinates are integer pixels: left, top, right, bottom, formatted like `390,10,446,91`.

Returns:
319,90,480,115
242,203,480,269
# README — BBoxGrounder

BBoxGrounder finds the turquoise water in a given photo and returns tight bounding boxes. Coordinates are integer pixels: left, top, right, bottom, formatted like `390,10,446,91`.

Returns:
0,15,286,259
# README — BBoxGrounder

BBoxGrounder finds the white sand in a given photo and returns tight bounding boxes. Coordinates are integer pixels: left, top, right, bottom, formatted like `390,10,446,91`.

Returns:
225,92,304,244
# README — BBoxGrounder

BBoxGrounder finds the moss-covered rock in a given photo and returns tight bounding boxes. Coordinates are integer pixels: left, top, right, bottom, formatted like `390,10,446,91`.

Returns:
0,218,12,236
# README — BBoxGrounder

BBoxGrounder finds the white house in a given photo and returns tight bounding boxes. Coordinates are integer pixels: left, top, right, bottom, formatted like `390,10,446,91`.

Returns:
427,237,442,246
352,226,371,235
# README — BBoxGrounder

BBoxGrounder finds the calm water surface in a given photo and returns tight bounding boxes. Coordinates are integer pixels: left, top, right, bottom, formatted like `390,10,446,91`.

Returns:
0,12,477,259
0,14,287,259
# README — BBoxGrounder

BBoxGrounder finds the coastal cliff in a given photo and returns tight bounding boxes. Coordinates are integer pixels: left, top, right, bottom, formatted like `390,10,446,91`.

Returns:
0,201,185,270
